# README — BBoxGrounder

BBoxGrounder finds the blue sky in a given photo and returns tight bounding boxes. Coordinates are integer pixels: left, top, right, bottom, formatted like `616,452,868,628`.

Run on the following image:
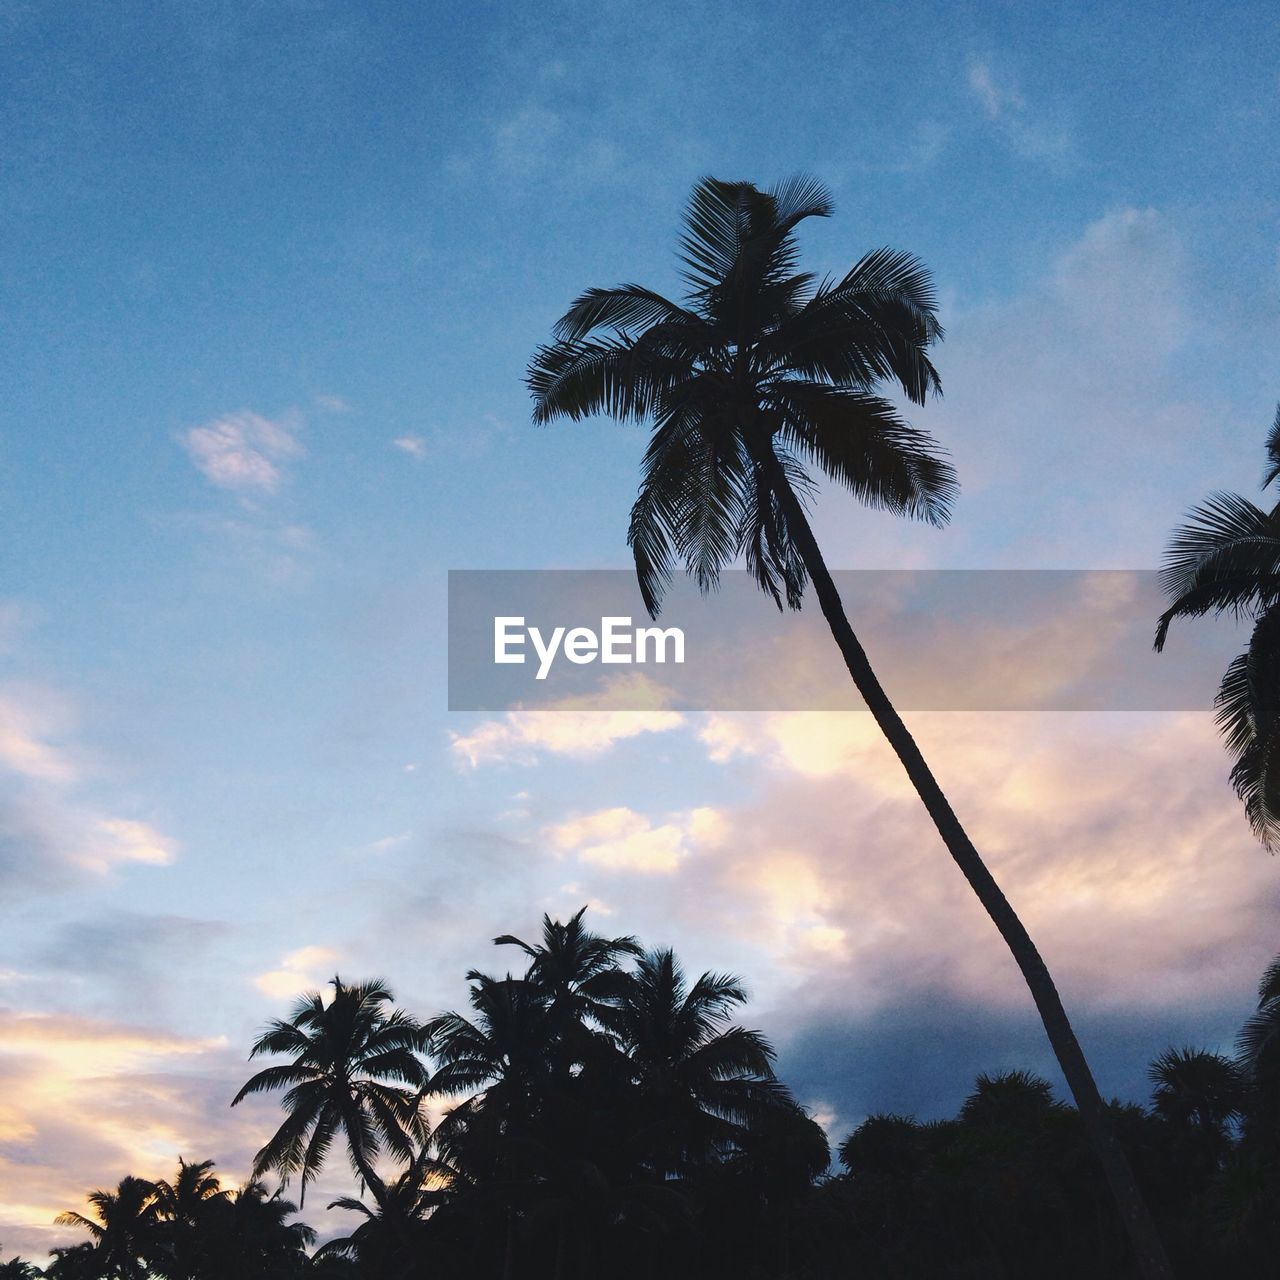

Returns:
2,0,1279,1258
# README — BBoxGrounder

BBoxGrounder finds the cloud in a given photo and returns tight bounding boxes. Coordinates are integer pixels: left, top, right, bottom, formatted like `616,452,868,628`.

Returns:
545,805,725,874
179,411,304,494
252,945,340,1000
313,394,352,414
0,1009,250,1258
0,691,76,782
392,435,427,459
451,676,683,766
965,57,1075,165
0,687,180,893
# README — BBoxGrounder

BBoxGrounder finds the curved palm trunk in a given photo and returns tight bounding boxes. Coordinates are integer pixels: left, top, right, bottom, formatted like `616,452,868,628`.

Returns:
754,443,1174,1280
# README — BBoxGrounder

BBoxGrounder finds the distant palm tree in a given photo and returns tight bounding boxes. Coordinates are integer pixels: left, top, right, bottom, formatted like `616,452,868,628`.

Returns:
150,1158,229,1280
0,1251,40,1279
1156,407,1280,847
55,1176,159,1280
317,1151,451,1278
231,977,430,1208
211,1182,315,1279
495,906,641,1042
1148,1048,1245,1136
528,175,1172,1278
43,1244,101,1280
614,948,783,1176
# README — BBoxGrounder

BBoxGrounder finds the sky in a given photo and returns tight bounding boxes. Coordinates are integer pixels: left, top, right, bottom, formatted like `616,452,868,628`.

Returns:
2,0,1280,1259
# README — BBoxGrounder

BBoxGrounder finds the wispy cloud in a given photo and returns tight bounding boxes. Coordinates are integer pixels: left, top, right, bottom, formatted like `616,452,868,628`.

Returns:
392,435,427,460
180,410,305,495
0,686,180,890
966,57,1075,166
451,675,683,767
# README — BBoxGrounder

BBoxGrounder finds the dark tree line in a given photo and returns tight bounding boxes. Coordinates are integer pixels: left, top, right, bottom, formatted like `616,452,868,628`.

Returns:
20,914,1280,1279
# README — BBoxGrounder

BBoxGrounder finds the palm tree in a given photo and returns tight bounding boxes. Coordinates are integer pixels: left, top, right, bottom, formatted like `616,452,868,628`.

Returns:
494,906,641,1042
527,175,1173,1277
150,1158,229,1280
44,1244,101,1280
231,976,430,1208
55,1176,159,1280
0,1252,40,1279
1148,1047,1245,1136
613,948,783,1176
1238,953,1280,1076
209,1182,315,1280
316,1151,451,1279
1155,408,1280,847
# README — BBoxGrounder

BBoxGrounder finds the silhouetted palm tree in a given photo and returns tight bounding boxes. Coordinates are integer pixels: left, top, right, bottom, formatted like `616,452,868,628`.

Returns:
0,1252,40,1279
149,1158,229,1280
1156,408,1280,847
495,906,640,1048
231,977,430,1208
55,1176,159,1280
528,174,1172,1278
317,1151,450,1279
1238,953,1280,1075
614,948,783,1176
1149,1048,1245,1136
44,1244,101,1280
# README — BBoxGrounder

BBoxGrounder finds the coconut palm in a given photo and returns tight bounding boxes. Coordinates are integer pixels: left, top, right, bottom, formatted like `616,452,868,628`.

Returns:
149,1158,229,1280
495,906,640,1038
1149,1048,1245,1136
316,1151,451,1279
527,175,1172,1277
231,977,430,1208
55,1176,159,1280
1155,408,1280,847
1238,953,1280,1075
209,1182,315,1280
0,1252,40,1279
613,948,783,1176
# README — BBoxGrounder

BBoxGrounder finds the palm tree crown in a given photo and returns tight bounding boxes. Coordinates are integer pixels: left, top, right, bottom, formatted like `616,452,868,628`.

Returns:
1155,407,1280,846
231,976,430,1206
528,175,956,614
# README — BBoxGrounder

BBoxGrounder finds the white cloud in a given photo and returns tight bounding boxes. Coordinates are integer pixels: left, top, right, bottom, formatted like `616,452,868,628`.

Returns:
180,411,304,494
545,804,724,874
0,692,76,783
392,435,427,459
252,945,339,999
451,676,683,766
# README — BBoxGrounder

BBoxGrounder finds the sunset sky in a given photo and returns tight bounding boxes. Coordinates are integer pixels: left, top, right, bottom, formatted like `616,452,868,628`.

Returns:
3,0,1280,1260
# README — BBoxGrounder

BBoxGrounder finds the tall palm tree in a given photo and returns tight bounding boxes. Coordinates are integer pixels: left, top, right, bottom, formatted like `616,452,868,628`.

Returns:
231,976,430,1208
528,175,1172,1277
1155,408,1280,848
55,1176,159,1280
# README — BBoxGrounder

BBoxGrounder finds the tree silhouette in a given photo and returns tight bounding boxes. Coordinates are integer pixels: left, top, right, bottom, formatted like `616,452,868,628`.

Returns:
231,977,430,1209
1156,407,1280,847
528,174,1171,1278
54,1176,159,1280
